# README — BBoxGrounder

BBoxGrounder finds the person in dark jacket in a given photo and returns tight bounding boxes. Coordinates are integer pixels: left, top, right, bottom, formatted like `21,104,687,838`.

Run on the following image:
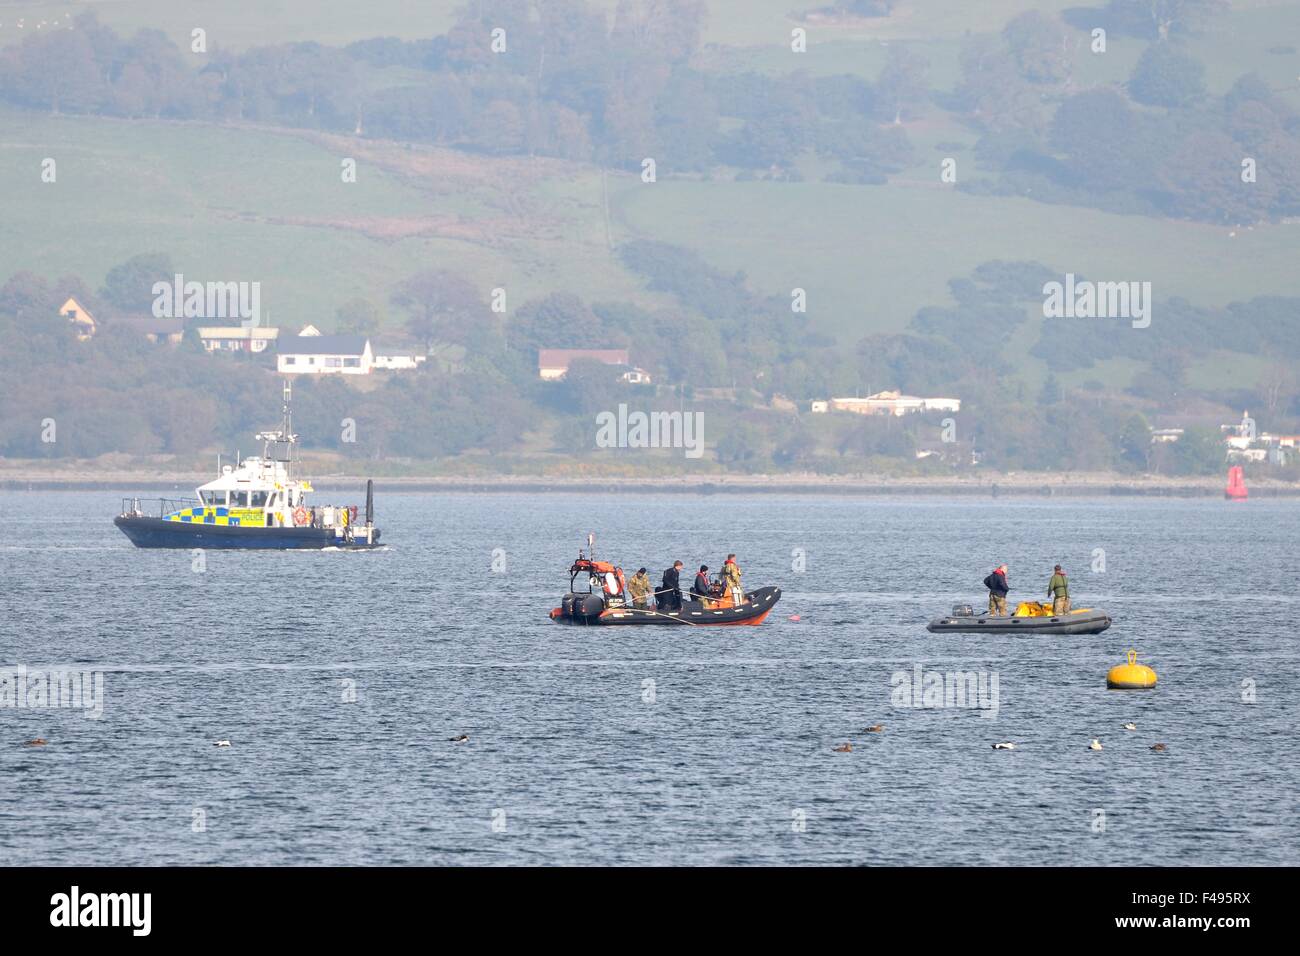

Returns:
983,564,1009,616
691,565,712,604
660,561,684,612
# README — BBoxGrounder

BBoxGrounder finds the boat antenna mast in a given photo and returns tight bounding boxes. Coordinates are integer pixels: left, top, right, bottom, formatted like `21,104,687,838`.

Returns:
256,380,299,469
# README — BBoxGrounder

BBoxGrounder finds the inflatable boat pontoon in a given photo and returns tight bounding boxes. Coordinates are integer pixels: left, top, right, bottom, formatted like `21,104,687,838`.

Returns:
926,602,1111,635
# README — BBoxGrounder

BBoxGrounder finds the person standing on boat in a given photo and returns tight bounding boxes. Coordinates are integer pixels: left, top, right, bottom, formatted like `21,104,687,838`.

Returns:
983,564,1009,616
660,561,684,612
628,568,653,609
691,565,712,604
722,554,744,606
1047,565,1070,615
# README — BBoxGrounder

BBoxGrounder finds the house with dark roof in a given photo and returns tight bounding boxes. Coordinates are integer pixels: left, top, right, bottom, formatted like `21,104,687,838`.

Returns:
277,334,374,375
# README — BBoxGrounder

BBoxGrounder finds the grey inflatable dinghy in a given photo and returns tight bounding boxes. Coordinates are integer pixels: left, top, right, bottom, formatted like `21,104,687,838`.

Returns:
927,603,1111,634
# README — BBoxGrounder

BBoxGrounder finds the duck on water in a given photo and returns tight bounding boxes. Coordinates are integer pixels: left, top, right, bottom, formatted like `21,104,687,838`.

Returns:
114,383,380,550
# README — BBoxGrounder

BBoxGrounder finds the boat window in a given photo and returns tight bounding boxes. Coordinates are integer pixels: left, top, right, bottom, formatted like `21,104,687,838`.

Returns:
250,491,269,508
199,489,226,506
230,490,249,507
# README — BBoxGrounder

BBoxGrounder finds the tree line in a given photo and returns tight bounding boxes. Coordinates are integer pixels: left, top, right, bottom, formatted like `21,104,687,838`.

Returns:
4,246,1295,477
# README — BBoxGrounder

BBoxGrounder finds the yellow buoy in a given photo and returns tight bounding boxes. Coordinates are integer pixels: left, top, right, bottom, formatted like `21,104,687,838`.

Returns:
1107,649,1157,689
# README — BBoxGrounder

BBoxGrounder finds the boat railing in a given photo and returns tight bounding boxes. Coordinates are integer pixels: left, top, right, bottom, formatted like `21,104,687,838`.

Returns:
120,496,200,518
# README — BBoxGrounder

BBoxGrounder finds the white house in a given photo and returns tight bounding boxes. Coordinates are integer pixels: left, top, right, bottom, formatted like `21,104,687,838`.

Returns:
277,334,373,374
198,326,280,353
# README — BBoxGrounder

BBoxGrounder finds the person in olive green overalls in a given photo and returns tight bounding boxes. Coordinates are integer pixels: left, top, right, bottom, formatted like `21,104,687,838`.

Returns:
627,568,653,609
1047,565,1070,615
722,554,744,606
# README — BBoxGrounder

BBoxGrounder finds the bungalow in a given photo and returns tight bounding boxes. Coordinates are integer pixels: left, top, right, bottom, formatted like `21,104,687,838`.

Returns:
277,334,373,375
538,348,650,384
198,326,280,353
58,297,97,339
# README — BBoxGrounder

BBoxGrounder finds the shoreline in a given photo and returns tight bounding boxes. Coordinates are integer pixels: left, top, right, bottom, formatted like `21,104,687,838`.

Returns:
3,471,1298,497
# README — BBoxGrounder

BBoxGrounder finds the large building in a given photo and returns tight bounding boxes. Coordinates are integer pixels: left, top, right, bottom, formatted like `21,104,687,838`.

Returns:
815,390,961,416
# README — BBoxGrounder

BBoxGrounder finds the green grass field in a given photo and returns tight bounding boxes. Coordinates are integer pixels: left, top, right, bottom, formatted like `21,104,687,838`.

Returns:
612,174,1300,337
0,106,667,326
0,0,1083,51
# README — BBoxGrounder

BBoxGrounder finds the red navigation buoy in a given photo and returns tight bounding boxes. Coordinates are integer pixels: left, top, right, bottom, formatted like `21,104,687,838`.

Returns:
1225,465,1248,501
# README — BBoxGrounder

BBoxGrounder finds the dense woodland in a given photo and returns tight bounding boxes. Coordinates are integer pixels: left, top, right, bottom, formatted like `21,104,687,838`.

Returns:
1,0,1298,475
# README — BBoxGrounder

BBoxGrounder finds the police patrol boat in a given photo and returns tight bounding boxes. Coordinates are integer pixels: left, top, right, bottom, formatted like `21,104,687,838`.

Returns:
549,535,781,627
114,385,380,550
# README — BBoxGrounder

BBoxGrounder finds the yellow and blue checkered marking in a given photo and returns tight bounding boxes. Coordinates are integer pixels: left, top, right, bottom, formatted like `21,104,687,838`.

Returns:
165,506,266,527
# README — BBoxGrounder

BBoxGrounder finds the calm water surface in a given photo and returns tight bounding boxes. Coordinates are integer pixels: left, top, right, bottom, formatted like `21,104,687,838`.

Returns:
1,491,1296,865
